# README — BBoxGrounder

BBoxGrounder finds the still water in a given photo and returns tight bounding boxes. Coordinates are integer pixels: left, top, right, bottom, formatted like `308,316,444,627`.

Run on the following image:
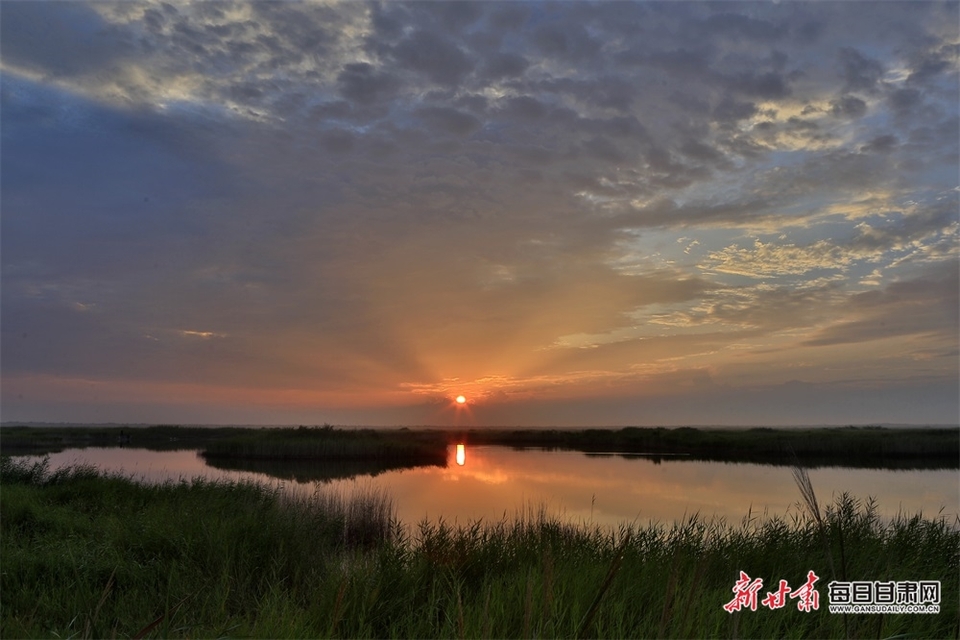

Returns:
19,445,959,529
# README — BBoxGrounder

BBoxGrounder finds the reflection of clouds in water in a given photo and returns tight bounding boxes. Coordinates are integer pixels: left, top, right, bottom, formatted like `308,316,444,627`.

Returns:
16,447,958,529
448,468,510,485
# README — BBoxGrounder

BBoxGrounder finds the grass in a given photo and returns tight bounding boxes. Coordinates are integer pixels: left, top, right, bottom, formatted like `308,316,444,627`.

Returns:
2,456,957,638
1,457,396,638
0,424,248,454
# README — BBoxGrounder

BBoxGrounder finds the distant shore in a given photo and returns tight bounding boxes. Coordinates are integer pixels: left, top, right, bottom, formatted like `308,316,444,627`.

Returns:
1,424,956,469
4,421,956,430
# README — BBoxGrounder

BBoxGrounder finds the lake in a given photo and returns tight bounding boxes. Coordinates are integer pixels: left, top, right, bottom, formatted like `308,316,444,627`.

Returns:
15,445,959,529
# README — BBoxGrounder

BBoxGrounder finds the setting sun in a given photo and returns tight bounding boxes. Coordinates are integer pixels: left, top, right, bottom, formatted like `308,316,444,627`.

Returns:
455,395,466,405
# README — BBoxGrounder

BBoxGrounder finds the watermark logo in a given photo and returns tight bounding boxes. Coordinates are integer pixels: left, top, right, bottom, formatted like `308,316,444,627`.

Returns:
723,571,820,613
827,580,941,614
723,571,765,612
723,572,941,614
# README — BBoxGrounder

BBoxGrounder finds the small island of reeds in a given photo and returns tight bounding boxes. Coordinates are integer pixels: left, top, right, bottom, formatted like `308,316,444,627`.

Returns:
197,424,449,465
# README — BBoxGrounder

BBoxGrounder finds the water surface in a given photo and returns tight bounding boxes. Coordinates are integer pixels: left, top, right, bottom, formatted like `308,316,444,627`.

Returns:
19,445,958,529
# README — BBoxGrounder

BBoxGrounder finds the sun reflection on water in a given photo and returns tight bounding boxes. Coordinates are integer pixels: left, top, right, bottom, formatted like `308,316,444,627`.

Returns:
14,446,959,530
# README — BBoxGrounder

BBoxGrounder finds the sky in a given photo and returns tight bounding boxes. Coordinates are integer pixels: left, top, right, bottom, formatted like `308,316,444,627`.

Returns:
1,1,958,427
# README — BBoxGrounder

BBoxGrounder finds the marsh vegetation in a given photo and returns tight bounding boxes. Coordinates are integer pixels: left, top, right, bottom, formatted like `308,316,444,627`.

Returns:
198,425,448,466
456,426,960,469
2,424,956,469
2,457,956,638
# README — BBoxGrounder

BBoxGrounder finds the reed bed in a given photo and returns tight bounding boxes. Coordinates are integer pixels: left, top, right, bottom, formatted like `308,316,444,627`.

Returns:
199,425,449,465
204,454,444,483
4,424,955,469
2,456,957,638
459,426,960,468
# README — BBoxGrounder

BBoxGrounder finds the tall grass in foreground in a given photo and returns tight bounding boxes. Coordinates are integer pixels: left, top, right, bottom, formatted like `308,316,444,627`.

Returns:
2,457,957,639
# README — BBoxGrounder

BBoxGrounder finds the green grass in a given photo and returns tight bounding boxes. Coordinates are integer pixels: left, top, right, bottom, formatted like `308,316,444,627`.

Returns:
1,457,395,638
2,456,957,638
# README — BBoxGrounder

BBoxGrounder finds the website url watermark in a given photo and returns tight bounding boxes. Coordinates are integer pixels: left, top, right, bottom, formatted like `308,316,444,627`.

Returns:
723,572,942,615
828,603,940,614
827,580,941,615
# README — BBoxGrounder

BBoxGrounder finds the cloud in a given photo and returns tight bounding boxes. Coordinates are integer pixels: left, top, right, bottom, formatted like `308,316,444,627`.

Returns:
838,47,885,93
389,29,475,86
703,12,789,44
701,239,855,277
480,52,530,81
2,1,957,425
0,2,132,78
336,63,400,106
830,95,868,119
888,88,924,116
414,106,482,136
803,264,959,347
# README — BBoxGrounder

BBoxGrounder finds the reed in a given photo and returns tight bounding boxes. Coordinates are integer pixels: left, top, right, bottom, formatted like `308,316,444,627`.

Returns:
2,456,957,638
459,426,960,468
3,424,955,469
202,454,444,483
199,426,449,465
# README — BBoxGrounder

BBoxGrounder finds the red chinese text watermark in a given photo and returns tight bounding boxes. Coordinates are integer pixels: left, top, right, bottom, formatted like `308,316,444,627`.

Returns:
724,571,820,613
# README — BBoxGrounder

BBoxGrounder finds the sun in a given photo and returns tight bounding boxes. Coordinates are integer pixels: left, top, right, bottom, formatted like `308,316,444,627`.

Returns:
455,395,466,405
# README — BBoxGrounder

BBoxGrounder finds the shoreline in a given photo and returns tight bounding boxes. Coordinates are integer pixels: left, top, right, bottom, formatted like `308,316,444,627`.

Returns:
2,457,957,639
1,424,957,470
